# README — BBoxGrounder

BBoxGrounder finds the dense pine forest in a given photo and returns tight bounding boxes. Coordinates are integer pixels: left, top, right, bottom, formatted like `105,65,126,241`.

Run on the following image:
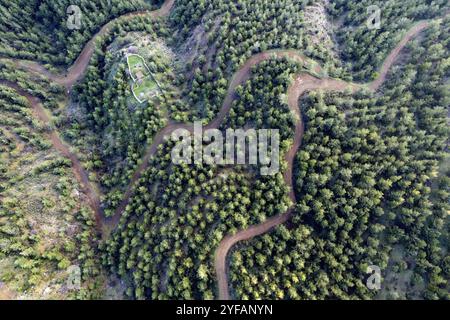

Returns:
0,0,164,66
0,0,449,301
0,63,102,299
231,17,450,300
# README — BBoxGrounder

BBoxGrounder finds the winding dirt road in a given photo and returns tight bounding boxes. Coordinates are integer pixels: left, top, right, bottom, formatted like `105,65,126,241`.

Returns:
213,17,445,299
2,0,446,300
13,0,175,89
0,80,103,231
368,20,431,91
215,75,362,300
2,0,175,235
107,51,326,229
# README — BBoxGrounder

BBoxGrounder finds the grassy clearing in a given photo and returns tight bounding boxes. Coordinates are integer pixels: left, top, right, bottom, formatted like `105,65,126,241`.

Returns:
127,54,160,103
127,54,150,80
132,78,158,101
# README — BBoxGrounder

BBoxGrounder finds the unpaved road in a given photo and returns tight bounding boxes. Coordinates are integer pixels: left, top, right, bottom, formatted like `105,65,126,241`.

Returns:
213,17,445,299
15,0,175,89
2,0,175,235
0,80,103,231
107,51,319,229
215,75,361,300
368,20,431,91
3,1,446,300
